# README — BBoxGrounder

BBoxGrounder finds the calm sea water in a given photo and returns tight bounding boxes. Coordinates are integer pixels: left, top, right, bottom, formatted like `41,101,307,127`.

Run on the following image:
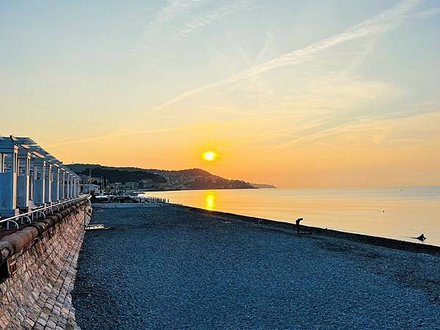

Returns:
143,187,440,246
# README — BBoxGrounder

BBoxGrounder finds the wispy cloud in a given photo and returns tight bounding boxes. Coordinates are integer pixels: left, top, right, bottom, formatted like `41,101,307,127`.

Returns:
175,2,262,39
273,101,440,149
45,126,193,148
156,0,421,110
131,0,210,58
146,0,208,35
257,28,275,62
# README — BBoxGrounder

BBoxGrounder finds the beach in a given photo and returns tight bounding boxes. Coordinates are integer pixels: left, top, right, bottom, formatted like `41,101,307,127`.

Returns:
73,205,440,329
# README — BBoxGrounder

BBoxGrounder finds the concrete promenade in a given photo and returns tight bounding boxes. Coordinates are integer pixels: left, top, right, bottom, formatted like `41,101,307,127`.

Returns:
73,205,439,329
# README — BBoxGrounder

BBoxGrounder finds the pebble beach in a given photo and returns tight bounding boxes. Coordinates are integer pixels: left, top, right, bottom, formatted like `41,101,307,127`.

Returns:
72,205,440,329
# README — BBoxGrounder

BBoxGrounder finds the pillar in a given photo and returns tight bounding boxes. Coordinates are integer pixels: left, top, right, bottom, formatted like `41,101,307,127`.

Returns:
76,178,81,197
51,165,60,202
76,177,80,197
33,158,46,206
17,147,31,211
72,176,76,197
66,173,71,199
70,175,75,198
0,139,19,218
28,157,34,204
73,177,77,197
44,162,52,205
59,169,65,200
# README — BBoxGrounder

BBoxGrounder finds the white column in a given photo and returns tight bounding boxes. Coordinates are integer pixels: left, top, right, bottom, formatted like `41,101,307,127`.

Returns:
59,169,65,200
0,140,19,217
72,176,75,197
17,147,31,211
44,162,52,205
66,173,71,199
70,175,75,198
73,177,77,197
76,178,81,197
28,156,34,204
76,177,80,197
51,165,60,202
33,158,46,206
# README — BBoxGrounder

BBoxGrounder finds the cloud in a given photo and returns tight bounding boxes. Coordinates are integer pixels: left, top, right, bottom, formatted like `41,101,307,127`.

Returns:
175,2,262,39
156,0,422,110
45,127,192,148
274,102,440,149
146,0,208,34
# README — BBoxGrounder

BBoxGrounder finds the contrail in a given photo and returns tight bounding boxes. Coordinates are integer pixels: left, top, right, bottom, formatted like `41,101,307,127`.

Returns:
146,0,208,34
175,3,262,39
46,127,190,148
156,0,421,110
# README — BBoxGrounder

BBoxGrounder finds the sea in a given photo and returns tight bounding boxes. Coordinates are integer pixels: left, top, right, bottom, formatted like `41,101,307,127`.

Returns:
143,187,440,247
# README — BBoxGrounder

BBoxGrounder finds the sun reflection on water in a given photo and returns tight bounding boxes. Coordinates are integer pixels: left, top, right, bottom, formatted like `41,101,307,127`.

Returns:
204,191,216,210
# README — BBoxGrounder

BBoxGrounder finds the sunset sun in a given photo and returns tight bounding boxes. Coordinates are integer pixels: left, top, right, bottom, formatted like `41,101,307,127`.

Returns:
202,150,217,162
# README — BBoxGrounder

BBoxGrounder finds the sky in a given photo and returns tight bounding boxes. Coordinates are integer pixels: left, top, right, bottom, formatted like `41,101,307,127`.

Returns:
0,0,439,187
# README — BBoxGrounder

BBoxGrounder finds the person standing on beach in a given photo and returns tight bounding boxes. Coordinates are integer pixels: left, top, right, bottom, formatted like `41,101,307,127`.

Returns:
296,218,303,234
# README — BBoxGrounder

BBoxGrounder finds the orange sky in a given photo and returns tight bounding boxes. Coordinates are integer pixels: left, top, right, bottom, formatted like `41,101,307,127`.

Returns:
1,1,439,188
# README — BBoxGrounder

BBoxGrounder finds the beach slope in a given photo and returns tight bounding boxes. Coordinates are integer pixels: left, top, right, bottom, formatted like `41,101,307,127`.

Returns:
73,205,439,329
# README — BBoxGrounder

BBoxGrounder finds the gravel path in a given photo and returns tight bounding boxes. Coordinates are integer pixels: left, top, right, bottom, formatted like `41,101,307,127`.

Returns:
72,205,440,329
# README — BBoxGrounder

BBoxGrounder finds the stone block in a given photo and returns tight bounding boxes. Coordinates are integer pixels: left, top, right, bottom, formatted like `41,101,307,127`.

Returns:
33,322,45,330
46,319,57,329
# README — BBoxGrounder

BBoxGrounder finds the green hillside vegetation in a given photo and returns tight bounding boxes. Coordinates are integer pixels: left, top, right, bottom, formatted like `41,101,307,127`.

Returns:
67,164,256,191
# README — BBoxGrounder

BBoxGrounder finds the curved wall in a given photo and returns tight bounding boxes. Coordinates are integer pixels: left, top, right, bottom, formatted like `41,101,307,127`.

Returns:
0,199,92,329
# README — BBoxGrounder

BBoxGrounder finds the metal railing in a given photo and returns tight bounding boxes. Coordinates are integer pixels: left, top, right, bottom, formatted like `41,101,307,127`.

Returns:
0,195,90,230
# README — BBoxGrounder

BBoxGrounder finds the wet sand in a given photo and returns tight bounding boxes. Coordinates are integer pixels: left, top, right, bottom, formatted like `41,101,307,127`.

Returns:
73,205,440,329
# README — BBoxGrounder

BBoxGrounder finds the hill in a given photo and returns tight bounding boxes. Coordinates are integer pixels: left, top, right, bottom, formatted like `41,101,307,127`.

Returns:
67,164,256,191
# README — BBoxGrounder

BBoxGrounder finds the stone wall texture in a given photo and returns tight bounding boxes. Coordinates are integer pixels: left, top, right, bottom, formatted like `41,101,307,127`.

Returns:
0,199,92,330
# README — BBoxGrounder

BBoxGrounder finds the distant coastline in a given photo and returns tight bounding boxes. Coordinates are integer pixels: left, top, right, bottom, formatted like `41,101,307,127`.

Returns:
250,183,276,188
68,163,272,192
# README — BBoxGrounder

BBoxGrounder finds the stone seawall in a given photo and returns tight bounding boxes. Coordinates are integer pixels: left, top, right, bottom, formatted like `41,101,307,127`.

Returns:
0,198,92,330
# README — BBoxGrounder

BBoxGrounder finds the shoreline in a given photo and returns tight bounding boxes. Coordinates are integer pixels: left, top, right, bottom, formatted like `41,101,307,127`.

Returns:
175,204,440,255
144,186,440,248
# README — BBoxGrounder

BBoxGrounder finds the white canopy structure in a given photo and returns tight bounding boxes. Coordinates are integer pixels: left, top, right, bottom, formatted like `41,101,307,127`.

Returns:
0,136,81,218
